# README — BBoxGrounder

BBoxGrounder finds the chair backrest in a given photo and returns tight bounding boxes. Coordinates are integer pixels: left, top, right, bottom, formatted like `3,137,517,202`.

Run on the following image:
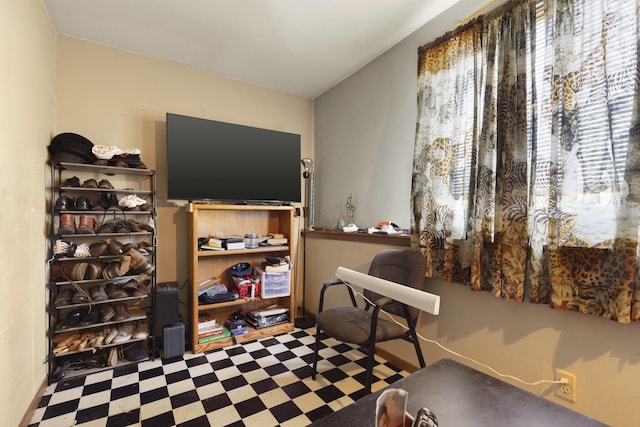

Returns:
363,248,427,320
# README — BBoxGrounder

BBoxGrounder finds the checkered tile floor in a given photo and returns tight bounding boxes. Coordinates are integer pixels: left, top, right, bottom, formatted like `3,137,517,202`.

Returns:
29,328,409,426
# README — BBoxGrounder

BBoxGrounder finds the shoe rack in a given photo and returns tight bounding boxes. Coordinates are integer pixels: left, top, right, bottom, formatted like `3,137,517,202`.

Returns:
187,203,295,353
47,161,157,383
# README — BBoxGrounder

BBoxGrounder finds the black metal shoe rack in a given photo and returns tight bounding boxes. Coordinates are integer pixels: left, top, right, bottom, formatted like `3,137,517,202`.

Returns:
47,161,157,383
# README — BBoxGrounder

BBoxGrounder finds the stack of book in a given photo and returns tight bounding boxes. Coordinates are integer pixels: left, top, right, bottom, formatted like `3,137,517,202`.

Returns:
200,236,246,251
246,307,289,329
264,233,288,246
200,237,224,251
197,314,231,344
263,257,291,273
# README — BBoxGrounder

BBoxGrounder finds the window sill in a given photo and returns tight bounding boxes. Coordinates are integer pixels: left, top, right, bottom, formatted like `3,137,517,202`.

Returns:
303,228,411,246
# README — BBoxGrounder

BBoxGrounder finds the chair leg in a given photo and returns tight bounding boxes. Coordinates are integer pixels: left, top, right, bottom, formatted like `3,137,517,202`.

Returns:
411,333,426,368
364,341,375,394
407,319,426,368
311,324,322,380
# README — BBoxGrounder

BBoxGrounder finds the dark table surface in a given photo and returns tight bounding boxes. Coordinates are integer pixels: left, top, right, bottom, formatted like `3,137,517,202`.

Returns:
311,358,608,426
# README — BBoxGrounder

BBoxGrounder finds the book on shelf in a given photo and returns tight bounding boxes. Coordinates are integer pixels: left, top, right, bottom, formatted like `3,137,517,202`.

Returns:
262,256,291,273
198,326,225,338
224,241,246,250
198,326,231,344
201,237,224,251
265,233,288,245
207,235,246,250
197,312,218,331
264,263,290,273
198,319,219,332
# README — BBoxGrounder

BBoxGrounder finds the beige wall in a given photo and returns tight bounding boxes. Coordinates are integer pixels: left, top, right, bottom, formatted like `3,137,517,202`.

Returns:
305,238,640,426
0,0,56,425
55,36,314,322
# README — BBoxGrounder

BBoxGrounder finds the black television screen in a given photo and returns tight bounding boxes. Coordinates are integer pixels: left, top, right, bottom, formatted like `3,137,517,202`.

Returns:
166,113,301,204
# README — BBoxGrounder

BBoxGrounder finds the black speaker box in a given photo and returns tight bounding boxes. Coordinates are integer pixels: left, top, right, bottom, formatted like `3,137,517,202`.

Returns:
154,282,180,340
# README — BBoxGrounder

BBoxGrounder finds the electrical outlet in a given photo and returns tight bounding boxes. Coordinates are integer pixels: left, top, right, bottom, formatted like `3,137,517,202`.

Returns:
555,369,576,402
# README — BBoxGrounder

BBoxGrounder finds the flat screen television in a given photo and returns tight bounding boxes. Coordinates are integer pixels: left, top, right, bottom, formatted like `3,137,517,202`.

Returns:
166,113,301,204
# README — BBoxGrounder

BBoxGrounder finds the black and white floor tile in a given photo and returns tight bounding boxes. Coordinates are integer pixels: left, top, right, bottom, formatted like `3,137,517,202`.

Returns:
29,328,409,426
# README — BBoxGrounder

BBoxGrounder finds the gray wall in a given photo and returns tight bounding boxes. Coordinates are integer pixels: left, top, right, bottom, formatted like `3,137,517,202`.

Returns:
314,0,491,230
310,1,640,425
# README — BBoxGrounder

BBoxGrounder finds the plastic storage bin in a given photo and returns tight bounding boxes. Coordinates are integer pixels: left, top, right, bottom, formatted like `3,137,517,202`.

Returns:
256,267,291,298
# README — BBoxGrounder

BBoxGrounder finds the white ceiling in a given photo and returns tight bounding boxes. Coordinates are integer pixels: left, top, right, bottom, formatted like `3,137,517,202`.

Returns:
43,0,462,98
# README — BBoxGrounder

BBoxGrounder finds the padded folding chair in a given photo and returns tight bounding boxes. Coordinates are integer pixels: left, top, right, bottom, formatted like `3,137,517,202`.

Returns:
311,248,427,393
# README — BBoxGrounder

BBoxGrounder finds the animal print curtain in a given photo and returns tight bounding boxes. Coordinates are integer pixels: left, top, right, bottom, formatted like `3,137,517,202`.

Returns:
412,0,640,323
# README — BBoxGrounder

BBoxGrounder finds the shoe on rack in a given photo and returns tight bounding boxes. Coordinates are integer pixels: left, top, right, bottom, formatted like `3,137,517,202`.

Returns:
123,343,148,361
89,241,110,257
116,255,131,276
113,303,130,321
85,262,102,280
127,248,154,275
126,219,142,232
132,321,149,340
99,304,116,323
97,222,116,234
133,279,152,297
68,262,88,281
107,347,119,366
112,323,135,344
73,243,92,258
89,284,108,302
53,288,73,308
104,327,118,345
121,279,139,293
89,330,106,347
56,309,85,331
78,309,98,327
105,283,128,299
52,332,80,354
74,196,93,211
106,238,124,255
62,176,80,187
77,215,96,234
98,179,114,189
82,178,98,188
113,221,130,234
54,195,75,211
59,214,76,235
101,255,132,279
71,287,90,304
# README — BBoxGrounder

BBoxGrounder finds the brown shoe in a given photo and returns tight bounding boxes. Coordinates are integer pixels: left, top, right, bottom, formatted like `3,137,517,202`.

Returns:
82,178,98,188
105,283,128,299
126,219,142,232
101,255,131,279
127,248,154,274
89,241,110,257
116,255,131,276
68,262,88,281
77,215,96,234
89,285,108,302
86,262,102,280
133,279,152,297
53,288,73,307
113,303,130,321
59,214,76,235
99,305,116,322
106,238,124,255
98,179,114,189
